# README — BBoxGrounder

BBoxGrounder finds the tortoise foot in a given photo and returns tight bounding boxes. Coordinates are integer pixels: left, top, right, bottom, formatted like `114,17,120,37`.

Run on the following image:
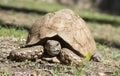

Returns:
91,52,103,62
42,57,60,63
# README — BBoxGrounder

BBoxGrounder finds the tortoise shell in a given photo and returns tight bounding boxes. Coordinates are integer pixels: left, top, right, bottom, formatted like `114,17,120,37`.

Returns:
26,9,97,57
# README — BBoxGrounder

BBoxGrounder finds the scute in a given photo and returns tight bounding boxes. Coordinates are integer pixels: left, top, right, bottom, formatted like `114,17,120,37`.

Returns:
26,9,97,57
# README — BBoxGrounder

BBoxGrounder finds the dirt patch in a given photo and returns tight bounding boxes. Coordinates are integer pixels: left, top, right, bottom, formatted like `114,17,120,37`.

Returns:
0,10,38,28
0,36,119,76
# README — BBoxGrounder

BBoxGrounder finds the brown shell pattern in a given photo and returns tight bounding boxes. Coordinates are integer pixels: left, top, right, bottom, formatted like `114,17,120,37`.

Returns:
26,9,97,57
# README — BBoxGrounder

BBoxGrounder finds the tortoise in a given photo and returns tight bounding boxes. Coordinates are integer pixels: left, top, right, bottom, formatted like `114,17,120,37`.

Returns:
24,9,102,64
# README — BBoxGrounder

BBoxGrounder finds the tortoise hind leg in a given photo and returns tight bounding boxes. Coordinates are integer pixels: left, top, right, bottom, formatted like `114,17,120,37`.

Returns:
91,52,103,62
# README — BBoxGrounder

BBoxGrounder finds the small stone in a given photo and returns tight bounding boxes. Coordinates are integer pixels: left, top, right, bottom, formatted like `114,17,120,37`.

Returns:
98,72,106,76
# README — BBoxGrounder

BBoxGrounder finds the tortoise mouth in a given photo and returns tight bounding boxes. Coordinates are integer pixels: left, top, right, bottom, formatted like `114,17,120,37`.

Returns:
25,35,84,57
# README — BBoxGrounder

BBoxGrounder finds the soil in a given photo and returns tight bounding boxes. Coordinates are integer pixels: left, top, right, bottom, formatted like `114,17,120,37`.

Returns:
0,36,115,76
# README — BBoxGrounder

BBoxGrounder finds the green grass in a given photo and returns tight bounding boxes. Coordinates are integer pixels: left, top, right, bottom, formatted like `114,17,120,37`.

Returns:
113,64,120,76
16,60,89,76
88,22,120,49
0,68,11,76
0,25,27,38
0,0,63,12
77,10,120,26
97,43,120,60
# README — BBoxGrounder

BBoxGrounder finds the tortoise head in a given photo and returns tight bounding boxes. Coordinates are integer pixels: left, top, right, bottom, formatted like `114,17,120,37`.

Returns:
45,40,61,56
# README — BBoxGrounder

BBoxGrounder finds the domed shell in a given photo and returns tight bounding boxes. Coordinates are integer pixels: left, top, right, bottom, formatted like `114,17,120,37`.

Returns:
26,9,97,57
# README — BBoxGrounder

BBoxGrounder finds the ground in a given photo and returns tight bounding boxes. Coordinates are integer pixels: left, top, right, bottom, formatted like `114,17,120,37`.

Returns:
0,0,120,76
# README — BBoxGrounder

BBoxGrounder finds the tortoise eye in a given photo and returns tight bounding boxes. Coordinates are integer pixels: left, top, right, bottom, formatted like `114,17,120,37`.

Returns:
56,43,59,46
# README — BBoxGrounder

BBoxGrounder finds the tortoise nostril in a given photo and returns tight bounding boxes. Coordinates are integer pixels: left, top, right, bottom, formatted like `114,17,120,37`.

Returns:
56,50,60,52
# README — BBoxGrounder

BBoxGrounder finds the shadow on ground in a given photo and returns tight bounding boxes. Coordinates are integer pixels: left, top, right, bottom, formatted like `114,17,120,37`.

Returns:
83,17,120,27
95,38,120,49
0,4,47,15
0,19,30,31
